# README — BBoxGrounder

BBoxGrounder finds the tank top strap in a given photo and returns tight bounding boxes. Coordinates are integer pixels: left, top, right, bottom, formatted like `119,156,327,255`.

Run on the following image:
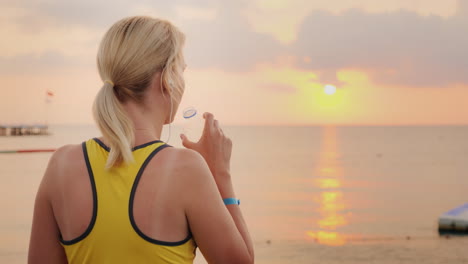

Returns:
85,138,171,173
84,137,171,193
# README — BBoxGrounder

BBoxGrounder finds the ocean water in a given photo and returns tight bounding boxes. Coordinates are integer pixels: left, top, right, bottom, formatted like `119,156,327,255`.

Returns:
1,125,467,263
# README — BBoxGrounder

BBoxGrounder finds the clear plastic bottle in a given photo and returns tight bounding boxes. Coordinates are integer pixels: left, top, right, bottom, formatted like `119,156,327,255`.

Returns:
180,106,204,141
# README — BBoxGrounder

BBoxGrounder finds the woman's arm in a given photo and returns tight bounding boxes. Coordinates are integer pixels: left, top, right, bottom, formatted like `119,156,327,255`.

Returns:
216,174,255,261
180,112,254,263
28,149,68,264
178,150,254,264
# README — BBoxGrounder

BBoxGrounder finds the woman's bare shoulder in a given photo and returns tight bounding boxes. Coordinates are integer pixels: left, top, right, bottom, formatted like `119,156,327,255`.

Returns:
157,147,213,187
50,143,83,166
38,143,85,197
44,143,85,182
162,147,209,172
160,147,218,205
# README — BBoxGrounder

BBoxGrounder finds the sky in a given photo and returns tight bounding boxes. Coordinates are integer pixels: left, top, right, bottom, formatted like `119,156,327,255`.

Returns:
0,0,467,125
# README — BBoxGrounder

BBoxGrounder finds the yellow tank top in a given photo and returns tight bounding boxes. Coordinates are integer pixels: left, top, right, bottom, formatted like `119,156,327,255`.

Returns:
60,138,197,263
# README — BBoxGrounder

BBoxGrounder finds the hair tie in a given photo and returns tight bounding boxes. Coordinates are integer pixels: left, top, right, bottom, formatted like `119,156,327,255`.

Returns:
104,80,114,86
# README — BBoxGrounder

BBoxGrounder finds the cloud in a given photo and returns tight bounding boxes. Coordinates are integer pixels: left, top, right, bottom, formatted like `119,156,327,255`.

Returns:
2,0,468,88
292,7,468,87
457,0,468,14
173,0,468,87
4,0,220,29
0,0,219,73
175,5,218,21
1,0,278,72
178,1,283,71
245,0,458,44
260,83,297,94
0,51,88,75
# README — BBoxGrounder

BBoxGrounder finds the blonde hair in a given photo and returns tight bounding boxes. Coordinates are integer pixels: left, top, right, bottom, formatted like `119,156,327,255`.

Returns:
93,16,185,169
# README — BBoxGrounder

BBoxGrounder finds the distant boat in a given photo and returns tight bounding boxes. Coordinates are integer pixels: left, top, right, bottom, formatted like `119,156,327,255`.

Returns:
438,203,468,234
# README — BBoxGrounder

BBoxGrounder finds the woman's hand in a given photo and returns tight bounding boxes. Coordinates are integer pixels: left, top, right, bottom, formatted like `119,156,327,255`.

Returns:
180,112,232,180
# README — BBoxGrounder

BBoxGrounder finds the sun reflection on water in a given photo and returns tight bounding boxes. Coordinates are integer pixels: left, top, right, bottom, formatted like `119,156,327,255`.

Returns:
306,126,349,246
306,231,346,246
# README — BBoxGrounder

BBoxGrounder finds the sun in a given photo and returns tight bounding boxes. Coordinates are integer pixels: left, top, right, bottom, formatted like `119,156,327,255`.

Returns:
324,85,337,95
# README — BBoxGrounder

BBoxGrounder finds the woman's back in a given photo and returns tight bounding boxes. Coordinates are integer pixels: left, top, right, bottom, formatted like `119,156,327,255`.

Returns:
51,138,196,263
28,16,254,264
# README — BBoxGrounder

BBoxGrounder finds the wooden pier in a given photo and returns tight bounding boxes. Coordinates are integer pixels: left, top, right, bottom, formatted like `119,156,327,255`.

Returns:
0,124,49,136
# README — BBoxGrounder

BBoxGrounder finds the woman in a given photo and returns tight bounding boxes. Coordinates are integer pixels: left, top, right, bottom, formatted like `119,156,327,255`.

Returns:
28,16,254,264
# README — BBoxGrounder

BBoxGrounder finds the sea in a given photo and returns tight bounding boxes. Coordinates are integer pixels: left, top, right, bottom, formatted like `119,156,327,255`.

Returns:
1,125,467,264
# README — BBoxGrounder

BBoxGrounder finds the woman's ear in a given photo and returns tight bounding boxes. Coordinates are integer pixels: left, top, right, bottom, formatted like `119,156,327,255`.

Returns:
153,71,169,97
162,76,174,96
167,79,174,94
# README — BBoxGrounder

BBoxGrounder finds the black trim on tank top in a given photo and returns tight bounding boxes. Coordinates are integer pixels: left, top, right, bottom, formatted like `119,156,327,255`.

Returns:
93,137,110,151
129,144,193,246
132,140,164,151
93,137,164,152
60,141,98,245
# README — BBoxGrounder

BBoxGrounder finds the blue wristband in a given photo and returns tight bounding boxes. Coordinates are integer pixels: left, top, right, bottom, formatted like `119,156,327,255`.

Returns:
223,198,240,205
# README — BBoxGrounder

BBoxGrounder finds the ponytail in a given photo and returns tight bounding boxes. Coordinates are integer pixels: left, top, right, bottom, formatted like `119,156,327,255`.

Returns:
94,16,185,169
92,81,134,169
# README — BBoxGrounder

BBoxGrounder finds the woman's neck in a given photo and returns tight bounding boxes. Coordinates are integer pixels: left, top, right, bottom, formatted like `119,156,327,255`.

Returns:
123,99,167,145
